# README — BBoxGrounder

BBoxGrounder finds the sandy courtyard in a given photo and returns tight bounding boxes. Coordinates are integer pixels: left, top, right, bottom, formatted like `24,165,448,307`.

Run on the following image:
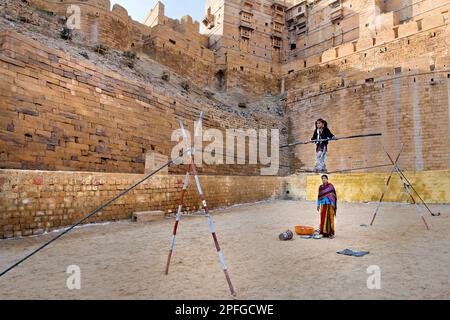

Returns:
0,200,449,300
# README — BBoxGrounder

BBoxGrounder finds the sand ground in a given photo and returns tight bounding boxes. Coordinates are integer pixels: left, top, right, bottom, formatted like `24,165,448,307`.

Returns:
0,200,449,300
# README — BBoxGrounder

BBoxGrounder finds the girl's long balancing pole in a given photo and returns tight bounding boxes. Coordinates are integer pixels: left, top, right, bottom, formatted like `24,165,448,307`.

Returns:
280,133,382,148
0,155,183,279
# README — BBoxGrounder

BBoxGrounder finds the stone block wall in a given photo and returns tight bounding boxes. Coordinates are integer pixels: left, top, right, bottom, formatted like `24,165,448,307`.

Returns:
28,0,139,50
305,170,450,204
284,18,450,173
0,31,288,175
1,168,448,239
0,169,286,238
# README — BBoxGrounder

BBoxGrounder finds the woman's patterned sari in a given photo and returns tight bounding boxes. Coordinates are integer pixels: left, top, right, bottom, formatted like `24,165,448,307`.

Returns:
318,183,337,237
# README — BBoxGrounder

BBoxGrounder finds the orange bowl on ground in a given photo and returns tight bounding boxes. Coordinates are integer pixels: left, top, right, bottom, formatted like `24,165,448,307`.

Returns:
295,225,315,235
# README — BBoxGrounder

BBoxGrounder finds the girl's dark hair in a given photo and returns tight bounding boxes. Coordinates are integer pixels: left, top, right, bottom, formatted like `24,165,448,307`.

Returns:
315,118,328,129
321,175,329,180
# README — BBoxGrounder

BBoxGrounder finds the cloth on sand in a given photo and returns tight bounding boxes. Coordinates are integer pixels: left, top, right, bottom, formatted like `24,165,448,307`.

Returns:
337,249,370,257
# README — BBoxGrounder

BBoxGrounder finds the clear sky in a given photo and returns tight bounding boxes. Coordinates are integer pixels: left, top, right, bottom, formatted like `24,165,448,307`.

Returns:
111,0,205,23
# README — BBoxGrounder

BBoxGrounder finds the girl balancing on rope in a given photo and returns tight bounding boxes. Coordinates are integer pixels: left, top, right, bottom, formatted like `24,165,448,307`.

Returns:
317,175,337,239
305,119,336,173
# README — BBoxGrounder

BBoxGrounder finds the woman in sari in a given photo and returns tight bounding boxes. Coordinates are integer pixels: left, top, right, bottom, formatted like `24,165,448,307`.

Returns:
317,175,337,238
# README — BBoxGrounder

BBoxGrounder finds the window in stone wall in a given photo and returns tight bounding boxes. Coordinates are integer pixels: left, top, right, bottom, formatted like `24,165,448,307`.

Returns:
240,27,252,39
241,12,253,23
215,70,225,90
273,37,282,48
417,19,423,31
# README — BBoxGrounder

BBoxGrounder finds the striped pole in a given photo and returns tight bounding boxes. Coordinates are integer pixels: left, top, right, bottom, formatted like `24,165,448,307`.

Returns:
165,172,190,275
165,118,194,275
370,145,404,226
190,162,236,296
165,112,236,296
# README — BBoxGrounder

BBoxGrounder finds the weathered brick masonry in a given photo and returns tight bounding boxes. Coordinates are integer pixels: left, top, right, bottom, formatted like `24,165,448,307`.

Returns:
0,169,287,238
1,168,449,239
1,0,450,239
285,15,450,172
0,31,288,174
28,0,145,51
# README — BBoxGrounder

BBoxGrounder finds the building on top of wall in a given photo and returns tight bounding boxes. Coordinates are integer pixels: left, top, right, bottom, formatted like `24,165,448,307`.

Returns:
142,0,450,95
26,0,450,96
28,0,152,50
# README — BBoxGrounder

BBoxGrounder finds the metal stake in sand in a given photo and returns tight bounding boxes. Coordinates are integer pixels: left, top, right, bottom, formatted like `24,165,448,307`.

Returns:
164,112,236,296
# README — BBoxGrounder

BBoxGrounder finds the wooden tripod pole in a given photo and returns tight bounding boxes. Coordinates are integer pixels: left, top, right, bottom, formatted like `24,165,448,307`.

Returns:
384,151,430,230
370,145,404,226
385,157,441,217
